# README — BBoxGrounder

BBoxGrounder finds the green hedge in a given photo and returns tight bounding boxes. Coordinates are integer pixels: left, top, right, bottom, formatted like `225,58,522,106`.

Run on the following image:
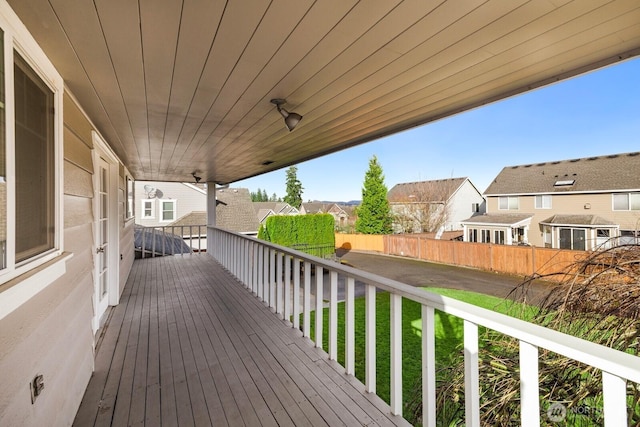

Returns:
258,214,335,258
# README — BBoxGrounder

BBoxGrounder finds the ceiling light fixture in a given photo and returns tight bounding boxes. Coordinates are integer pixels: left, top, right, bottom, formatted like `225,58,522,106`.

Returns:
270,98,302,131
191,172,202,183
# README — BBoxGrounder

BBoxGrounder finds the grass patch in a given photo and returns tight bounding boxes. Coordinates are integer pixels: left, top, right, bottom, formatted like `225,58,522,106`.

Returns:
304,286,532,423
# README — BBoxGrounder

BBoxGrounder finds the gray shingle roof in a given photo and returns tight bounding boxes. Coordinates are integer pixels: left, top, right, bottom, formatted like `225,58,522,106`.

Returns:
539,214,616,226
461,213,533,226
216,188,260,233
485,152,640,195
388,178,467,203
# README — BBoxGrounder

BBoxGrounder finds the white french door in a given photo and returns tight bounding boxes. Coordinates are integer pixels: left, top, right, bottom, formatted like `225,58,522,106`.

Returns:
93,157,110,331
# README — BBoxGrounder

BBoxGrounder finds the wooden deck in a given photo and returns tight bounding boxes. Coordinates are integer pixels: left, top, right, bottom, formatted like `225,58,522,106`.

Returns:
74,255,410,426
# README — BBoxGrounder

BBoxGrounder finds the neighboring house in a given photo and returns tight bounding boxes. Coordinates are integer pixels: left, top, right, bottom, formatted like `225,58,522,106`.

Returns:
253,201,299,224
135,181,207,227
300,202,350,228
461,152,640,250
216,188,260,235
388,177,485,235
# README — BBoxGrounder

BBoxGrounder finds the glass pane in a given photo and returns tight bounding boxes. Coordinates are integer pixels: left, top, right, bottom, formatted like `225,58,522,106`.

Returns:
572,229,586,251
613,194,629,210
499,197,508,209
102,220,108,244
14,53,55,263
508,197,518,210
101,193,108,218
559,229,571,249
630,193,640,210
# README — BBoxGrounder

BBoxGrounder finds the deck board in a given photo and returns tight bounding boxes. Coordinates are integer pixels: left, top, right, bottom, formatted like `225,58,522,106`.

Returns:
74,255,411,427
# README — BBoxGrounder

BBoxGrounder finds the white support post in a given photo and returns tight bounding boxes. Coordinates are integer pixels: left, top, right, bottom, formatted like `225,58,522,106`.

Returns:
602,371,627,427
422,305,436,427
284,255,291,322
315,266,324,348
276,251,283,317
519,341,540,427
303,261,311,338
293,258,301,329
329,271,338,360
206,182,216,255
390,293,402,416
345,277,355,375
464,320,480,427
365,284,376,393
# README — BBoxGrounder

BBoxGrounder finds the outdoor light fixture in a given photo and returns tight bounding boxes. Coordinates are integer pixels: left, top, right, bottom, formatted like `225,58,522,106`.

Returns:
270,98,302,131
192,172,201,183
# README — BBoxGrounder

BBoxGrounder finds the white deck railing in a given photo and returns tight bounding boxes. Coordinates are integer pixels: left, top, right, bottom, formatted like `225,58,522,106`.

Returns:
136,225,207,258
210,227,640,427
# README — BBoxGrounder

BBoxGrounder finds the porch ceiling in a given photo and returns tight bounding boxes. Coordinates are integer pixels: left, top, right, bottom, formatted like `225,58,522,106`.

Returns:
9,0,640,183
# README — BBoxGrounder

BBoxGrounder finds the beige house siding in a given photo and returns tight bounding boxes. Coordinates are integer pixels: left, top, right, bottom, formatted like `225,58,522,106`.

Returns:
487,192,639,247
0,91,135,426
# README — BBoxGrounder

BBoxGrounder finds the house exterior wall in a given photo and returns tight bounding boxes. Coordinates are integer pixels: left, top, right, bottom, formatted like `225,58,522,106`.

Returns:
447,180,486,231
135,181,206,227
487,192,639,247
0,87,134,425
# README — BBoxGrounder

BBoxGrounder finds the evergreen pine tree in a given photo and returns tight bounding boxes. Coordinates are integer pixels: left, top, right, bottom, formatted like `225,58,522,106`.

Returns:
355,155,392,234
283,166,303,209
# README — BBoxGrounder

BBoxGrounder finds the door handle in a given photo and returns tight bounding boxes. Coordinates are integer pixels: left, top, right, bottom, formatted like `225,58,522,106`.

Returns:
96,246,105,254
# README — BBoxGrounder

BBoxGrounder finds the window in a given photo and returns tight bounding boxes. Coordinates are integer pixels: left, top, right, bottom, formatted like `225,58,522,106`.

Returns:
498,196,519,210
161,200,176,222
0,16,64,284
471,203,480,213
535,195,552,209
543,226,552,248
559,228,586,251
125,176,134,219
481,229,491,243
468,229,478,243
494,230,505,245
142,199,154,219
613,193,640,211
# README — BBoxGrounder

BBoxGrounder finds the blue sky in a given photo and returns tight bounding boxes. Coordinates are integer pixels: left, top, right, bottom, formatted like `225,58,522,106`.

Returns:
236,57,640,202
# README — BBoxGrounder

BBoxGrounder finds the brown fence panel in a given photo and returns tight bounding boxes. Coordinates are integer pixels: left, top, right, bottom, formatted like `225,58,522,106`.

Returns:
533,247,587,281
491,245,534,276
422,239,456,264
452,241,491,269
335,233,385,252
386,235,420,258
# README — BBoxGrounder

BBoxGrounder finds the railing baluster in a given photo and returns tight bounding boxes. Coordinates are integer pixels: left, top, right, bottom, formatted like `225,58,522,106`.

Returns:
329,271,338,360
315,266,324,349
422,305,436,427
263,246,269,304
365,283,376,394
152,227,156,257
390,293,402,416
277,251,283,317
303,261,311,338
519,341,540,427
293,258,301,329
269,249,276,309
602,371,627,426
284,255,291,322
345,277,355,375
141,227,146,258
464,320,480,427
257,244,263,299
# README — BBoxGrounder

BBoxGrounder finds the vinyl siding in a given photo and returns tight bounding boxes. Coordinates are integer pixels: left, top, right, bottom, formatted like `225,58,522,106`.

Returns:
135,181,207,227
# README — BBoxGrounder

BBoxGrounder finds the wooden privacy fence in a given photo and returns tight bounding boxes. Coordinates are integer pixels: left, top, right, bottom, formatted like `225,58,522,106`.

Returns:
336,233,587,281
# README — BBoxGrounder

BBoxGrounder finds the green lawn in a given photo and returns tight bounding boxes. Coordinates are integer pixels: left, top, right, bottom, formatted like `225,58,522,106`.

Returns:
305,287,533,411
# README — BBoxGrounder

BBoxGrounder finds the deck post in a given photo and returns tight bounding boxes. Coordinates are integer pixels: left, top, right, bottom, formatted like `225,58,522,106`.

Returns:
206,182,216,255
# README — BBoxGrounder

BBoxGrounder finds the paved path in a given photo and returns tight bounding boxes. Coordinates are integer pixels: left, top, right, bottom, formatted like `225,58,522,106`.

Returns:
338,250,557,305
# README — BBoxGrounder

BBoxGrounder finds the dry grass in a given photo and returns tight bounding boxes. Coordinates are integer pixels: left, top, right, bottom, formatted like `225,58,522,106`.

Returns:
428,244,640,426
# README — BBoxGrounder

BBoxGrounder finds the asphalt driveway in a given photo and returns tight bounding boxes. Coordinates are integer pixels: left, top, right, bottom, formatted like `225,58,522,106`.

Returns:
337,250,557,305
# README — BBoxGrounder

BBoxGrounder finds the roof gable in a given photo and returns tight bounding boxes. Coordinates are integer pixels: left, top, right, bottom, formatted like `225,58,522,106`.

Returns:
485,152,640,195
388,178,467,203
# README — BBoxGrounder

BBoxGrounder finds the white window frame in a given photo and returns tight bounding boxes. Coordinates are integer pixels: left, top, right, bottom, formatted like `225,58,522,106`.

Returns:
125,174,134,220
535,195,552,209
0,3,66,316
471,203,480,213
498,196,519,210
141,199,155,219
612,192,640,211
160,200,176,222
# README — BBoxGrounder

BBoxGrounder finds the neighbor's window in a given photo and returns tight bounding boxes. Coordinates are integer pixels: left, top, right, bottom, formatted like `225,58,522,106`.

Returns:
481,229,491,243
14,53,55,263
535,195,552,209
161,200,176,222
498,196,519,210
468,228,478,242
559,228,586,251
613,193,640,211
142,199,154,219
471,203,480,213
494,230,505,245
